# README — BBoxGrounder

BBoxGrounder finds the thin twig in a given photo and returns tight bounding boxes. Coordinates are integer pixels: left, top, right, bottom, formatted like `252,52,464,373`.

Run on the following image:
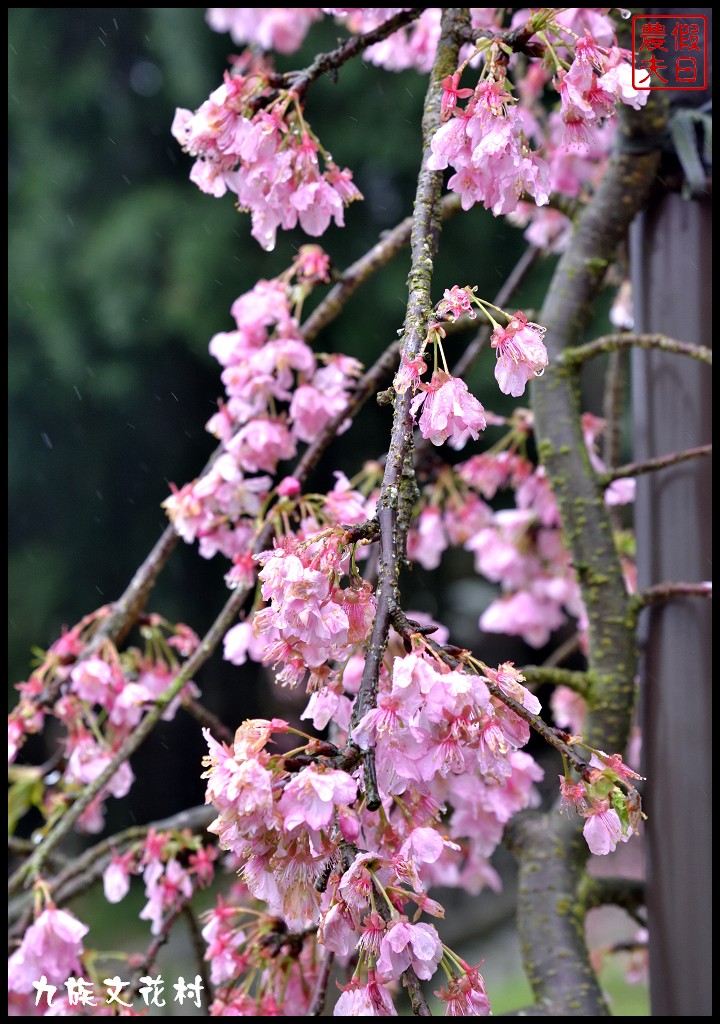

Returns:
521,666,592,700
633,579,712,611
562,333,712,366
182,698,234,744
348,7,469,831
129,899,189,994
541,632,582,669
183,904,213,1011
306,948,335,1016
601,443,712,483
278,10,424,99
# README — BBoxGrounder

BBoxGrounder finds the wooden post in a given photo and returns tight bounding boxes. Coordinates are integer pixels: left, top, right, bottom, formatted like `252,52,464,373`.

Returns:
630,176,712,1012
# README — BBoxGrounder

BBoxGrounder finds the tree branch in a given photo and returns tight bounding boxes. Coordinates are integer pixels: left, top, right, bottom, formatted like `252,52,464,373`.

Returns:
520,666,592,700
579,876,646,915
347,8,469,817
600,443,712,483
277,10,424,99
631,580,712,616
563,332,712,366
306,948,334,1016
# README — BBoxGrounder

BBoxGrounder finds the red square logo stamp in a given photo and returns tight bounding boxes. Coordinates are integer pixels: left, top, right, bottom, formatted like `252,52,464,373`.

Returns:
631,15,708,90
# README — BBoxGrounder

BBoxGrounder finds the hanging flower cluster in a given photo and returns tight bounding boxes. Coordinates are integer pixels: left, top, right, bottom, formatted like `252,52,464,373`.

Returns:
172,56,362,250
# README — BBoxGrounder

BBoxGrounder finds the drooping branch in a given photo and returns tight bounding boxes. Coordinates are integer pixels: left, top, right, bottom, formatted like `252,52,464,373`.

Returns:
9,211,462,892
19,194,460,729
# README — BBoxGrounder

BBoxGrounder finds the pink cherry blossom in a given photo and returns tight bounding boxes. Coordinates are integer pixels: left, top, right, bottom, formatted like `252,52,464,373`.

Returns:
206,8,322,54
411,371,487,448
376,919,443,981
278,765,358,832
334,971,398,1015
8,907,89,994
407,505,448,570
393,351,428,394
139,857,194,935
582,802,631,856
440,72,474,120
103,849,136,903
491,312,549,397
435,962,491,1016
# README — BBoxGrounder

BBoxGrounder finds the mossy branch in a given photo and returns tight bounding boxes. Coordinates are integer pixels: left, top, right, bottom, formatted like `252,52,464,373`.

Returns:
562,332,712,366
348,9,469,826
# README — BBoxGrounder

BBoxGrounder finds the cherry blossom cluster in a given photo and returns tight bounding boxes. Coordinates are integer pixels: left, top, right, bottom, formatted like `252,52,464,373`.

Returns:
206,9,502,74
163,247,365,564
171,55,362,250
394,286,548,457
191,10,648,251
253,529,378,687
407,406,637,658
198,650,543,1013
431,8,650,235
9,902,90,1011
8,10,656,1017
8,613,199,834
